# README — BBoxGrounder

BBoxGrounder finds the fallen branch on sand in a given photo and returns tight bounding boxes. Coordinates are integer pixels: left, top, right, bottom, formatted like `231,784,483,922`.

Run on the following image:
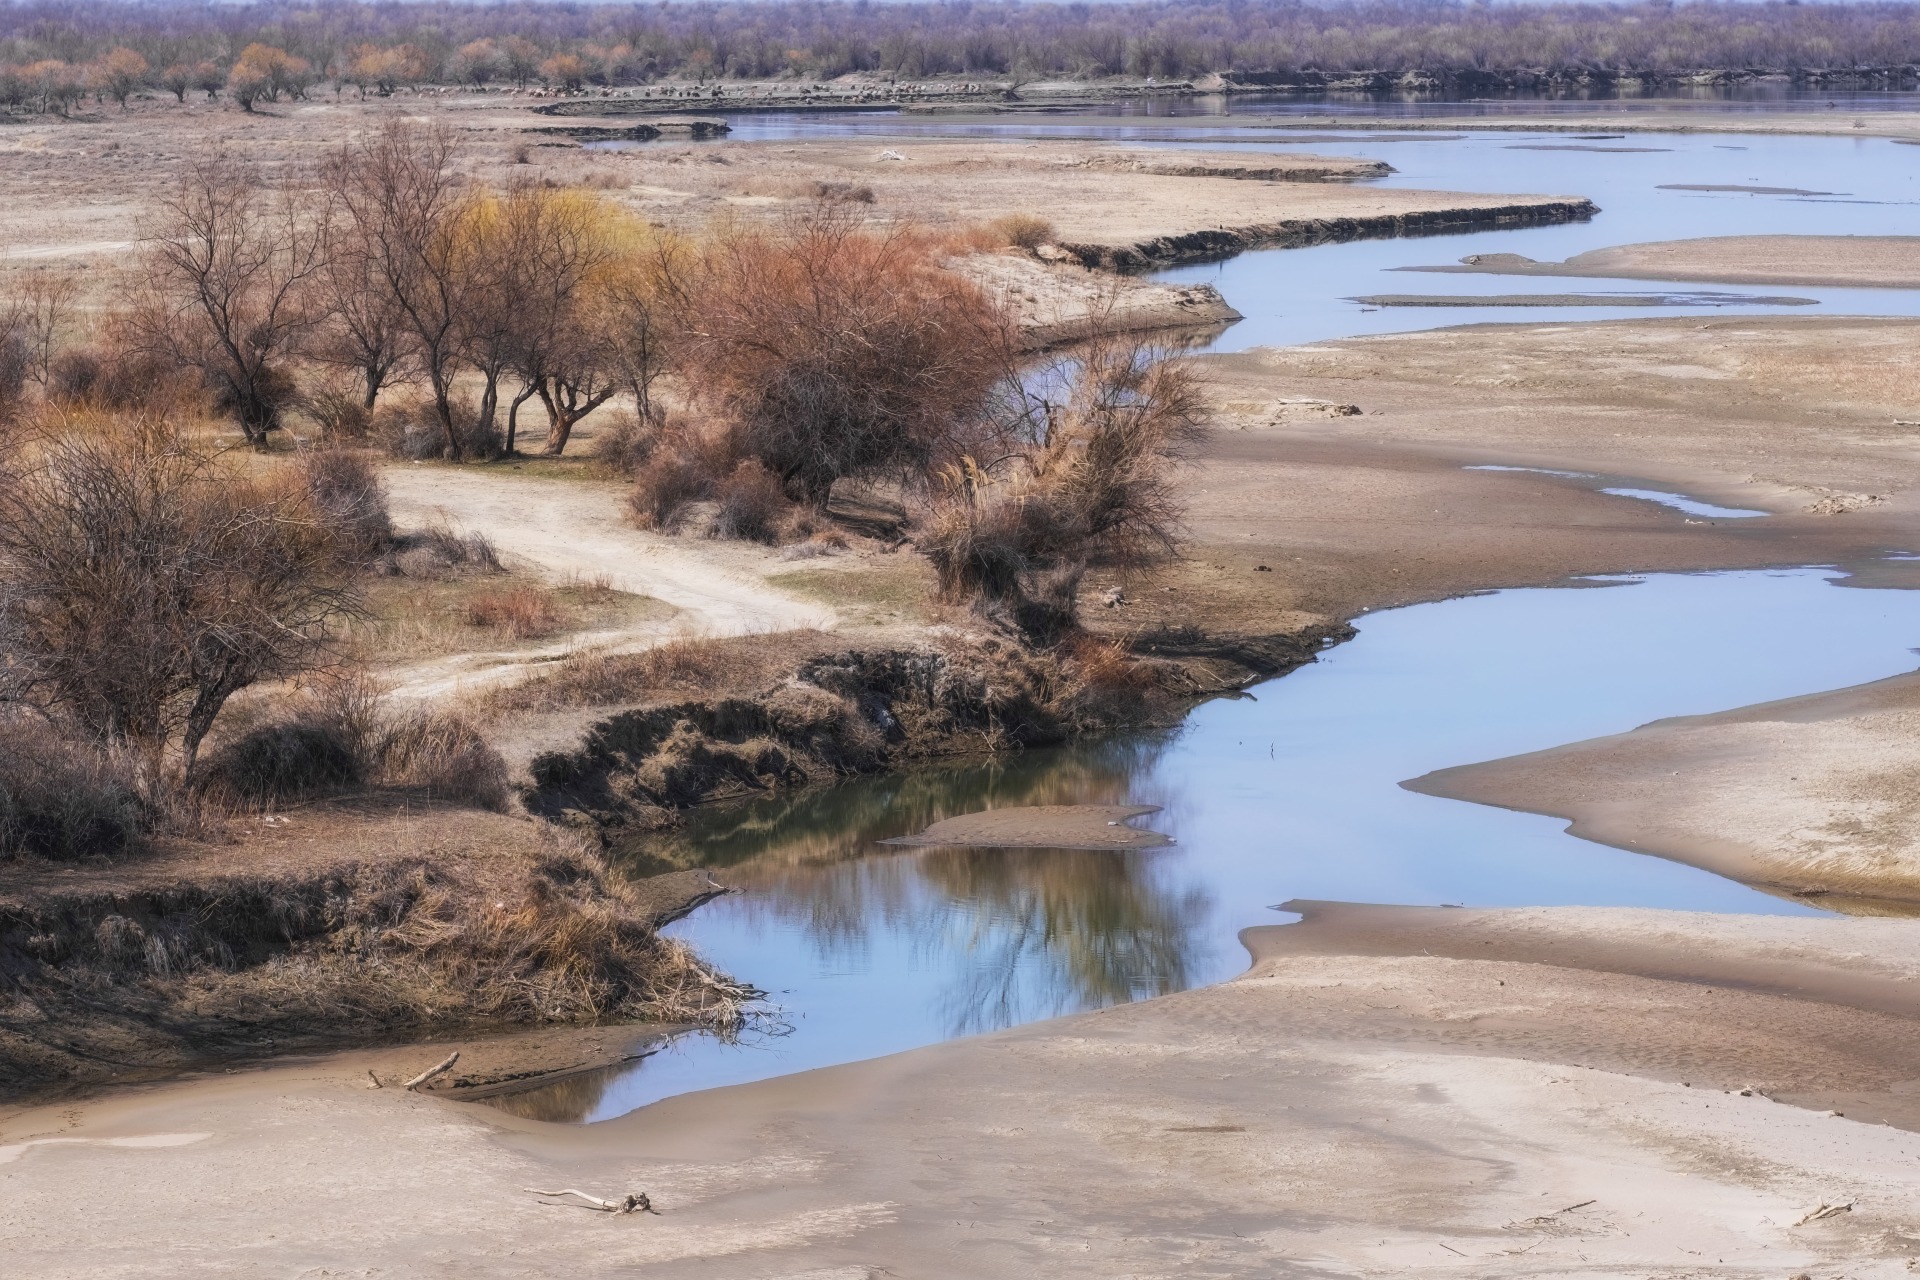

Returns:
1793,1202,1854,1227
403,1051,460,1091
525,1188,659,1214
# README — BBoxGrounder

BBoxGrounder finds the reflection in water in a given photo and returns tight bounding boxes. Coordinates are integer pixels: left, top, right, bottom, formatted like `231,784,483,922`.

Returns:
915,846,1207,1035
614,734,1206,1034
618,734,1173,874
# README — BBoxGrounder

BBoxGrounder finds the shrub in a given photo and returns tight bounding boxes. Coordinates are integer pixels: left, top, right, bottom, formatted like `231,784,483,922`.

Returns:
466,584,566,638
0,720,146,860
300,376,375,441
383,522,502,579
377,707,509,810
679,202,1011,506
629,421,735,530
989,213,1056,250
710,459,788,543
590,410,654,475
297,447,392,559
810,180,875,204
47,344,198,416
920,337,1207,641
374,396,499,461
195,719,365,810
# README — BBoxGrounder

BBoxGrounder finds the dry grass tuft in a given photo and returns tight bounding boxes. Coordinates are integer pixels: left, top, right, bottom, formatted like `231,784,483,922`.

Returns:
481,632,806,714
465,584,566,638
0,718,147,861
195,680,509,812
985,213,1057,251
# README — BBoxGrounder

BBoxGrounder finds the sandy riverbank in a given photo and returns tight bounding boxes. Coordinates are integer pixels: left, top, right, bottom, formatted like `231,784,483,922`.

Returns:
1412,671,1920,914
1413,234,1920,291
10,901,1920,1276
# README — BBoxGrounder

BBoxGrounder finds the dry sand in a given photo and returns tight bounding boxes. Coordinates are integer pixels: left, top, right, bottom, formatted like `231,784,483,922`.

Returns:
1413,671,1920,914
881,803,1169,850
12,902,1920,1277
1100,314,1920,645
1416,234,1920,290
0,97,1586,270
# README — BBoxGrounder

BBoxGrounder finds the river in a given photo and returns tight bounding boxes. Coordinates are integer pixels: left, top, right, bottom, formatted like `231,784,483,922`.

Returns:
504,102,1920,1122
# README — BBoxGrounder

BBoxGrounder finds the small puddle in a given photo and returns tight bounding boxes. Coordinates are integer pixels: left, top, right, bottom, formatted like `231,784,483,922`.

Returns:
1463,465,1769,518
490,565,1920,1123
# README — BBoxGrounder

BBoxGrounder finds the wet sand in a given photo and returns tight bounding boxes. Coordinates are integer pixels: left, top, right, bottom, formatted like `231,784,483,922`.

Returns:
1411,234,1920,290
881,803,1169,850
12,902,1920,1277
1412,671,1920,913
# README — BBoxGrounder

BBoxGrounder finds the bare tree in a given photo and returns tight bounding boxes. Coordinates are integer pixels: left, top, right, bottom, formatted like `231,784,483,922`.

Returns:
131,157,327,446
315,206,413,412
5,268,78,390
0,420,358,780
492,186,627,455
322,122,473,459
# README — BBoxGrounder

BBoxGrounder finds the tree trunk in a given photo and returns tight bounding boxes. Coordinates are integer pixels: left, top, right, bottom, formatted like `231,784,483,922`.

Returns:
506,381,541,456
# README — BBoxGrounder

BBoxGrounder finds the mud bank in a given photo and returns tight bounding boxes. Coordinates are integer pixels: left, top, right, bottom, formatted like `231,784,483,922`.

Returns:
1061,198,1597,272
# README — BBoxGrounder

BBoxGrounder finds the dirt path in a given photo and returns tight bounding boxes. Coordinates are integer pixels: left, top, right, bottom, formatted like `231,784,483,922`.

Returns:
381,465,837,698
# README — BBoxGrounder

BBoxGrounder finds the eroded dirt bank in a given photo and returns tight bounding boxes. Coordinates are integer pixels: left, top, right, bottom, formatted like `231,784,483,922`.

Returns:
11,902,1920,1276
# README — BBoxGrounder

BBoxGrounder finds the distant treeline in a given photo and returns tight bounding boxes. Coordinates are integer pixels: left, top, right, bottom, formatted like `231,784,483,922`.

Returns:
4,0,1920,92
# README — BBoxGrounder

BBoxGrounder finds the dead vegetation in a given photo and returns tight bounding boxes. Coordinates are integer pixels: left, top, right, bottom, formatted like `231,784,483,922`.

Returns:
921,334,1208,640
0,823,757,1096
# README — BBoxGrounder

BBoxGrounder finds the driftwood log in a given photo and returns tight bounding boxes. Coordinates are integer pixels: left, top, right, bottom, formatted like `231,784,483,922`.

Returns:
525,1188,658,1214
403,1051,460,1091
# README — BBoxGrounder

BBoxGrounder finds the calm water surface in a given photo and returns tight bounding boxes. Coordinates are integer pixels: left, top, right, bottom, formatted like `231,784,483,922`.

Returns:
497,105,1920,1121
497,569,1920,1122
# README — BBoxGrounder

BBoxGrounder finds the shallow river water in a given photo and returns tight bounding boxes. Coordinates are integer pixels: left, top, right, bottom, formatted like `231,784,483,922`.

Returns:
502,104,1920,1121
500,568,1920,1122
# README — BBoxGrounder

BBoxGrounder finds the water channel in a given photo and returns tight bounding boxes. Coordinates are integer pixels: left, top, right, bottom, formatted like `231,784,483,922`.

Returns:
502,100,1920,1122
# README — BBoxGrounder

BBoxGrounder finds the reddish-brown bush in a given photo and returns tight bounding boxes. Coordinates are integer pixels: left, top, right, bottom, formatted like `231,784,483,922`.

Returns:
466,584,566,638
678,203,1012,506
710,458,789,543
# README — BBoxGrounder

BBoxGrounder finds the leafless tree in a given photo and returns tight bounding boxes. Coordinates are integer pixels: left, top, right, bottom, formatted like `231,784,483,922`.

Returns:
315,206,413,412
322,122,474,459
5,268,78,389
0,420,358,780
131,157,328,445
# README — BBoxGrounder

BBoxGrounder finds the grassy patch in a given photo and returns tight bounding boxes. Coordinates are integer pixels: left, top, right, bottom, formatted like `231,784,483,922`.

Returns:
767,560,935,624
345,573,671,664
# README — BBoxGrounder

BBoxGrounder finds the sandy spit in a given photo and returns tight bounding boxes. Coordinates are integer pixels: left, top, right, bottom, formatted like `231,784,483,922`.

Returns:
1410,234,1920,291
1410,670,1920,912
881,803,1170,850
